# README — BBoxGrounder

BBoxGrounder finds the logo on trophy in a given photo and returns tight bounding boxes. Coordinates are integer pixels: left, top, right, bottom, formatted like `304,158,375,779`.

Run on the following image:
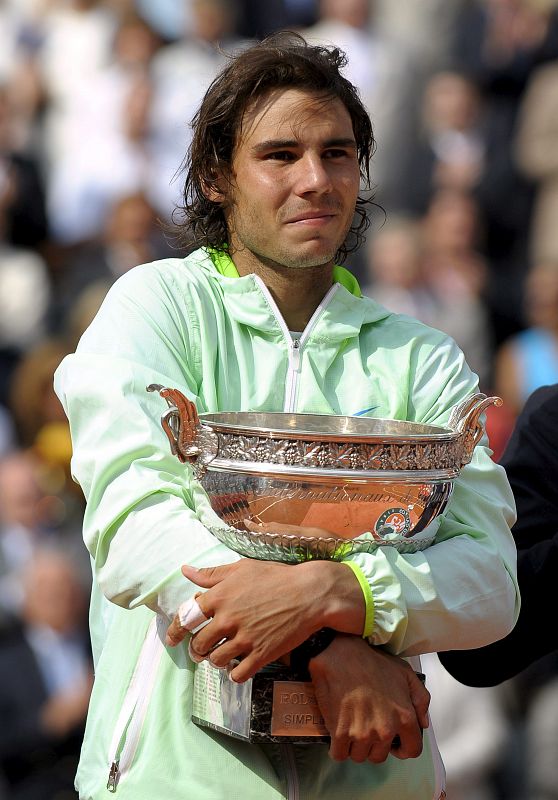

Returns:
148,385,500,743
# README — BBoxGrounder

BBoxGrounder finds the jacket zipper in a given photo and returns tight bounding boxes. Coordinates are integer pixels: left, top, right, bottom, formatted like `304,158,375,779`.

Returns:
255,277,343,798
107,615,166,792
286,338,302,413
252,276,340,412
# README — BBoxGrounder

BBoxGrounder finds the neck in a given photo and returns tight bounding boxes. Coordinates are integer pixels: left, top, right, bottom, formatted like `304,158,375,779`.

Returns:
232,251,335,331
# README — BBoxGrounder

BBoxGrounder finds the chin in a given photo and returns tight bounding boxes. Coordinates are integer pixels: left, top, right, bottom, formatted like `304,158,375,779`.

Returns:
279,244,340,270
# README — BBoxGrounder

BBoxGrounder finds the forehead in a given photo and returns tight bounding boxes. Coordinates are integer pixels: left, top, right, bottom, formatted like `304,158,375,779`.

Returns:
235,88,355,150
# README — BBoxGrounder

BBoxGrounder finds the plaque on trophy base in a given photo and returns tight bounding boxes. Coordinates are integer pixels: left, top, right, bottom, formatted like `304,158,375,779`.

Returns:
192,659,329,743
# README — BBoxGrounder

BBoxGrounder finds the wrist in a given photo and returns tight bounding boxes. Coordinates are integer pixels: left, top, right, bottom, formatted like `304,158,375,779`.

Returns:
341,561,374,637
307,632,361,679
290,627,337,678
300,560,366,635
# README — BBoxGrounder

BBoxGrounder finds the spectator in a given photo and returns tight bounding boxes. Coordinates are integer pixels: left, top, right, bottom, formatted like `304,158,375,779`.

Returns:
364,194,493,390
0,148,51,398
0,549,92,800
53,190,172,332
38,0,118,148
515,58,558,264
494,263,558,416
363,215,435,320
0,84,47,249
235,0,318,38
301,0,418,210
374,0,468,74
46,12,161,243
420,188,494,389
400,70,487,215
451,0,558,341
8,338,69,449
149,0,246,216
0,451,53,619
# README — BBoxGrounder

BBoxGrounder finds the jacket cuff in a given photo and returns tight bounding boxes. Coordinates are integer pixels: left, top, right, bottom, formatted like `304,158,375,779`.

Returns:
341,560,375,637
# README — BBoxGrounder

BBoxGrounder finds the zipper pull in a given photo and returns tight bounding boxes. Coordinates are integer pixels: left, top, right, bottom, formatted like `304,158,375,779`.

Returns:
107,761,120,792
290,338,301,371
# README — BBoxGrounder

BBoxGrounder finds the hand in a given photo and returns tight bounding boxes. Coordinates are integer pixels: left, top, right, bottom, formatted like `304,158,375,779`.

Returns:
165,559,365,682
40,673,93,738
309,636,430,764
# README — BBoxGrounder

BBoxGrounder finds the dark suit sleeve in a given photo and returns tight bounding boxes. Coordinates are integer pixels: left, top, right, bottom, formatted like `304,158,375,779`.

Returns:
439,385,558,686
0,629,50,759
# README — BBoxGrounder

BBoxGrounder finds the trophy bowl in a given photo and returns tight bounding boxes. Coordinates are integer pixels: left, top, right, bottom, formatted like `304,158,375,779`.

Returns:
147,386,501,563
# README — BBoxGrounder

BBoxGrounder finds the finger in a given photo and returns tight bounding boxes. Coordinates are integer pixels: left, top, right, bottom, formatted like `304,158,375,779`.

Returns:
388,708,425,760
208,639,246,669
181,563,241,588
367,740,391,764
166,595,211,648
244,520,284,534
244,520,302,535
188,639,205,663
244,519,264,531
190,618,236,659
228,652,267,684
166,613,189,647
348,739,372,764
328,732,351,762
178,597,210,631
389,726,424,760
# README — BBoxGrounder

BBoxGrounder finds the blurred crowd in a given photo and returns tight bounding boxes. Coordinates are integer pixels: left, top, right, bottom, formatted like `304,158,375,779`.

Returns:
0,0,557,798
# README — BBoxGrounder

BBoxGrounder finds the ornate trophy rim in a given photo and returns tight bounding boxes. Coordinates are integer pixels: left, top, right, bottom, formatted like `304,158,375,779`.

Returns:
194,410,455,442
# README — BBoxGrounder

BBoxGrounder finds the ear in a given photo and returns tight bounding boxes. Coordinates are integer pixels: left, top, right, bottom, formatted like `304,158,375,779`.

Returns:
203,180,225,204
202,166,231,205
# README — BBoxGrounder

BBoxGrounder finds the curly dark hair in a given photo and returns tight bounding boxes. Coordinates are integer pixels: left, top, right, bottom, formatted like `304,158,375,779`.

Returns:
174,31,376,263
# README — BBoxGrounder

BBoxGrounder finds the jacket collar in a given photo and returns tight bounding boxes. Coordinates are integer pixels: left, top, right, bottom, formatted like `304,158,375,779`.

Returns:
208,246,363,298
187,248,392,338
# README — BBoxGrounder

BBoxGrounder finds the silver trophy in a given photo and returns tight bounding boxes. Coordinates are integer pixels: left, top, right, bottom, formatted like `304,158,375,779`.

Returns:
148,385,501,742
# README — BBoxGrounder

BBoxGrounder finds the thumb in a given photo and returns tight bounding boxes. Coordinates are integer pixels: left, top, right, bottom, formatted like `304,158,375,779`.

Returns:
408,672,430,729
181,562,239,587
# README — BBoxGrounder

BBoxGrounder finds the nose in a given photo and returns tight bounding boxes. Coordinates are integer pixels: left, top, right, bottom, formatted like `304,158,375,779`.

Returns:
293,152,333,196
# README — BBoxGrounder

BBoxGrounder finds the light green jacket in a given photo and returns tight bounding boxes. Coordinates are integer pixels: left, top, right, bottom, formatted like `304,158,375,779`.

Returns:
55,248,518,800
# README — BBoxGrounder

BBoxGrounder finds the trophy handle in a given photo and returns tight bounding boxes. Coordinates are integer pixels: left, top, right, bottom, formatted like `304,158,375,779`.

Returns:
447,392,503,465
146,384,217,474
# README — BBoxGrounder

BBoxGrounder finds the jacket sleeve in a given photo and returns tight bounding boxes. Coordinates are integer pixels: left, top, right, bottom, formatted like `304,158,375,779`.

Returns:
439,384,558,684
54,265,241,621
344,334,519,656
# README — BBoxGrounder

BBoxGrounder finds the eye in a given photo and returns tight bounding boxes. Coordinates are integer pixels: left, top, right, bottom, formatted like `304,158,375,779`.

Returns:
266,150,294,161
265,151,296,162
323,148,353,159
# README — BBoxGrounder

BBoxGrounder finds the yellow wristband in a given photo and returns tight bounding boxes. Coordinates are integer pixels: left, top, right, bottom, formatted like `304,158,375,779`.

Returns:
341,560,375,638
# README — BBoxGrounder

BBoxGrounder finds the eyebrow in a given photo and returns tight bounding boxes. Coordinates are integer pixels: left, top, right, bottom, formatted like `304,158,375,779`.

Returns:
251,137,357,153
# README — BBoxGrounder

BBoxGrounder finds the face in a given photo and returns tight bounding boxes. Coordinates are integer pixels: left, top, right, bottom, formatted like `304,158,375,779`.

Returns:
525,267,558,328
23,556,84,634
217,89,361,273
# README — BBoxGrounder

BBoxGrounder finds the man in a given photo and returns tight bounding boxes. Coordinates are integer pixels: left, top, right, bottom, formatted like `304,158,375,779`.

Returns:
0,550,92,799
54,33,518,800
441,383,558,685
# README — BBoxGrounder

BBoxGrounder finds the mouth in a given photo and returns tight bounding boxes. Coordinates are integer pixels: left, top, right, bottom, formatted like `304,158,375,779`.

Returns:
285,211,337,225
